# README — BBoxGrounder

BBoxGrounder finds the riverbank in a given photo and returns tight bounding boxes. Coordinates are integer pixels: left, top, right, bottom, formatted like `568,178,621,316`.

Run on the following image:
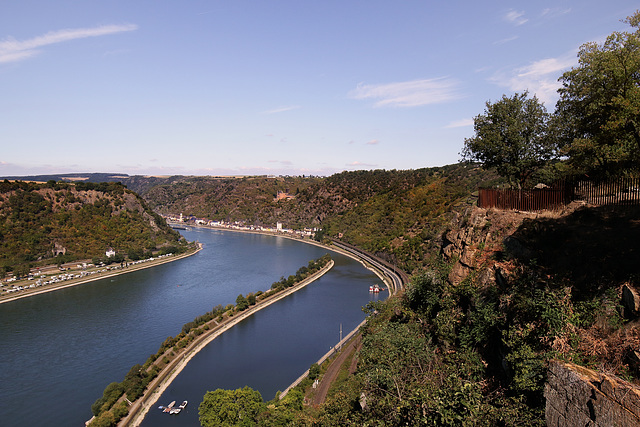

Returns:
120,259,335,427
0,244,202,305
178,222,396,293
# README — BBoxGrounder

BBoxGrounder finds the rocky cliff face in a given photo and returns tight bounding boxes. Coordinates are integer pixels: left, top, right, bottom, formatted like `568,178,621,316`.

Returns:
545,360,640,426
440,205,543,285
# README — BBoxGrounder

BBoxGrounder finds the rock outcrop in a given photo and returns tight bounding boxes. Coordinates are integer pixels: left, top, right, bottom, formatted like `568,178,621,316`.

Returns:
545,360,640,426
440,206,539,285
441,207,488,284
622,283,640,318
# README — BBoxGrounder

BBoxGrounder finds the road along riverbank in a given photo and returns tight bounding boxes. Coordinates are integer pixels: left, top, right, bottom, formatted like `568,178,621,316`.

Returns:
0,244,202,305
119,259,335,427
111,225,402,426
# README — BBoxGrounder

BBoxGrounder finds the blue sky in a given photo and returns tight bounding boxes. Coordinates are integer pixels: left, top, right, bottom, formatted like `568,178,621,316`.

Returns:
1,1,638,177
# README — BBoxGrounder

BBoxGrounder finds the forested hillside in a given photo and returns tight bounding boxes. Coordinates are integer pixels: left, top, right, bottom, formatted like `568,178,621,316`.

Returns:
0,180,185,276
316,165,497,272
135,164,498,275
0,165,499,276
140,175,322,227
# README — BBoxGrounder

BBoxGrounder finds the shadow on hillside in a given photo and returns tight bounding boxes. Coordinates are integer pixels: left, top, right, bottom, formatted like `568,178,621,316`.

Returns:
509,204,640,298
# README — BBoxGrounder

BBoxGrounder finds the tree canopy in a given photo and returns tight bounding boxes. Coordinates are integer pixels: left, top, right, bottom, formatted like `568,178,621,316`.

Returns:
461,92,555,188
198,386,264,427
554,11,640,175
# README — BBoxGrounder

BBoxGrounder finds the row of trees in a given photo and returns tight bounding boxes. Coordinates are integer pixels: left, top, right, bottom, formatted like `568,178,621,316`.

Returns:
462,11,640,188
235,254,332,311
269,254,332,292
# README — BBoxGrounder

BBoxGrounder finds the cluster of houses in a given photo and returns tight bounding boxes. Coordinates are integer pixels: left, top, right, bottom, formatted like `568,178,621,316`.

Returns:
164,214,317,238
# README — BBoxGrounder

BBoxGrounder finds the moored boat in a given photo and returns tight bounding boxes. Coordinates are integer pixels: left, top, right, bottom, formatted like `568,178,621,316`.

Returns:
162,400,176,413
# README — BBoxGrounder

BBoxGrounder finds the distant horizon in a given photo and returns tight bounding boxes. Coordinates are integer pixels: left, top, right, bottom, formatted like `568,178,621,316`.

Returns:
1,161,465,180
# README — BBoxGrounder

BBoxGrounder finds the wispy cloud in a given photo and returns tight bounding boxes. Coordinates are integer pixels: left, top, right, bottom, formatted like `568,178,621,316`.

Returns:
490,52,577,106
268,159,293,166
541,8,571,19
494,35,519,45
349,77,462,108
366,139,380,145
517,56,576,78
0,24,138,64
346,161,377,168
504,10,528,26
445,118,474,129
261,105,301,114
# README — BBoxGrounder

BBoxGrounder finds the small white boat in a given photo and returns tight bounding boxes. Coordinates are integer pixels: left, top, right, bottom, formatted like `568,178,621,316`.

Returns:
179,400,188,409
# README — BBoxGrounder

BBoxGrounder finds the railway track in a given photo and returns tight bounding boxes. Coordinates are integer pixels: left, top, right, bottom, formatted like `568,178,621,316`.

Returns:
330,239,407,294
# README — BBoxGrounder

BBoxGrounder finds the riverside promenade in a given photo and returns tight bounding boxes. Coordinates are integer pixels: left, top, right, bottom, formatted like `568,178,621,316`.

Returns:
119,259,335,427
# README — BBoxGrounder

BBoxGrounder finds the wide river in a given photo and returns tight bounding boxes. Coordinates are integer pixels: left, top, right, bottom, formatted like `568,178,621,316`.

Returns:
0,228,386,426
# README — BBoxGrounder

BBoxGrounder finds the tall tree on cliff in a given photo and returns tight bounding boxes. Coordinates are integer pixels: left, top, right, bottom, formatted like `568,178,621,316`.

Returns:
553,10,640,175
461,92,555,189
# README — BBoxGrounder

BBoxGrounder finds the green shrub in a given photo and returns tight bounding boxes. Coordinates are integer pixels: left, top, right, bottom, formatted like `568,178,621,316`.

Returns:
91,382,124,416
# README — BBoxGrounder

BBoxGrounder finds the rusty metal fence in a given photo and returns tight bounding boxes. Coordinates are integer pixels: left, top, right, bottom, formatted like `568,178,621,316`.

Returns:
479,177,640,211
572,177,640,207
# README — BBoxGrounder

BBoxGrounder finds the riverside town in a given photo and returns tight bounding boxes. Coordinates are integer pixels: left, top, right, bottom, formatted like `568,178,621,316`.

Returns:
165,213,318,238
